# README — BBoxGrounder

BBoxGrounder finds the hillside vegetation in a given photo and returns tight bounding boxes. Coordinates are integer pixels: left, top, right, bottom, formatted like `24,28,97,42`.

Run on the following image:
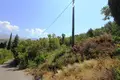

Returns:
1,1,120,80
1,21,120,80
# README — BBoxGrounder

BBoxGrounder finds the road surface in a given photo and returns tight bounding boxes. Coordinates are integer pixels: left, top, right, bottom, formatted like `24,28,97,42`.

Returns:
0,61,33,80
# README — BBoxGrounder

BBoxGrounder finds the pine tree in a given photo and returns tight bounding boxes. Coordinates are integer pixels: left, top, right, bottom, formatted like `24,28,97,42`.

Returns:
7,33,12,50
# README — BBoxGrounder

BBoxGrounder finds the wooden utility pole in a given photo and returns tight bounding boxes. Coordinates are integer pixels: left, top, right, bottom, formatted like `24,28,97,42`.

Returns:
72,0,75,47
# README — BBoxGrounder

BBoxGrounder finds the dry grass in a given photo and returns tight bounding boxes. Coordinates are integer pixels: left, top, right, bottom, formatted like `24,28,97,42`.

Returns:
42,58,120,80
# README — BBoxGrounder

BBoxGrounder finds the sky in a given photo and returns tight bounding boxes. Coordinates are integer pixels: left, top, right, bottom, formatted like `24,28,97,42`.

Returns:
0,0,109,39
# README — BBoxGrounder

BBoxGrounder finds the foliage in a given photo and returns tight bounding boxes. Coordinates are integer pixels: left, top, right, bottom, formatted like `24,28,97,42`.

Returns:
93,28,104,36
108,0,120,25
0,49,13,64
73,34,115,61
7,33,12,50
15,36,60,69
113,36,120,43
61,34,65,45
101,5,111,20
75,33,88,43
115,48,120,55
93,21,120,38
18,52,28,69
34,54,46,65
27,60,37,68
0,41,7,49
87,28,94,37
113,67,120,80
48,34,60,50
11,34,19,59
105,22,120,36
39,45,72,71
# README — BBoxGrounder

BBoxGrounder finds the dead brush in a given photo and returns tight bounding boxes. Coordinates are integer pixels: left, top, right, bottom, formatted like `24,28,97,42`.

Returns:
72,33,115,61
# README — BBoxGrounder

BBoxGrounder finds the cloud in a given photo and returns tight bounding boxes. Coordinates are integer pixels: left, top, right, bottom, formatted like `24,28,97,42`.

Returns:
25,28,48,38
0,21,19,32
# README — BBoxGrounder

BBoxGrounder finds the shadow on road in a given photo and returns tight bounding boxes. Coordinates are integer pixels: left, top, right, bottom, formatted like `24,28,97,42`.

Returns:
1,59,19,71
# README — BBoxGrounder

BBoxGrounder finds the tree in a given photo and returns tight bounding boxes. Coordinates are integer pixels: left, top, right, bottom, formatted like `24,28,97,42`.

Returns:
101,6,111,20
3,41,7,48
0,42,4,48
108,0,120,25
48,34,51,39
7,33,12,50
11,34,20,66
11,34,19,58
61,34,65,44
87,28,94,37
12,34,19,48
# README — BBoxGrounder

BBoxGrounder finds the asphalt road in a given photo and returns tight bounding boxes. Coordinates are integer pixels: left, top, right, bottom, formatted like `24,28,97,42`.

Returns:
0,62,33,80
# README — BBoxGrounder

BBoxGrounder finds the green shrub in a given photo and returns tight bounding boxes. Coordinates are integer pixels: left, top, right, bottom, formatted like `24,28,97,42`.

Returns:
0,49,13,64
39,45,80,72
28,60,37,68
113,67,120,80
34,54,46,65
114,48,120,60
18,52,28,69
114,48,120,56
113,36,120,43
48,34,60,50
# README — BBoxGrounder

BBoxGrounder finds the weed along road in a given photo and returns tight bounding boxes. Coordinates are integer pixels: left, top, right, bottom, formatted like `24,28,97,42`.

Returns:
0,63,33,80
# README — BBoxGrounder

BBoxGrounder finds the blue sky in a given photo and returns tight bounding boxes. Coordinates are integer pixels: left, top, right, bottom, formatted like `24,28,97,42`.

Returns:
0,0,109,38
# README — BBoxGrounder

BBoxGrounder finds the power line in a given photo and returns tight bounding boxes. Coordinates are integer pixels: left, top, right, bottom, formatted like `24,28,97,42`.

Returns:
41,1,72,35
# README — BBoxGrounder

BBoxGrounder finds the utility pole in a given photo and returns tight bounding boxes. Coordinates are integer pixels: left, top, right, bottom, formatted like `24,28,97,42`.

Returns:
72,0,75,47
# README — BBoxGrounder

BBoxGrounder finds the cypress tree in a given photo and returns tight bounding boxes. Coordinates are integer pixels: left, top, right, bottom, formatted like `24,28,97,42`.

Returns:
62,34,65,44
7,33,12,50
12,34,19,48
11,34,19,58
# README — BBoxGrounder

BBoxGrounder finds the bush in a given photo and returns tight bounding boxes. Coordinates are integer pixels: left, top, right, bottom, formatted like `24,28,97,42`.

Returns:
28,60,37,68
113,36,120,43
18,52,46,69
18,52,28,69
73,34,115,61
38,45,80,72
0,49,13,64
49,38,60,50
113,67,120,80
114,48,120,55
34,54,46,65
114,48,120,60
